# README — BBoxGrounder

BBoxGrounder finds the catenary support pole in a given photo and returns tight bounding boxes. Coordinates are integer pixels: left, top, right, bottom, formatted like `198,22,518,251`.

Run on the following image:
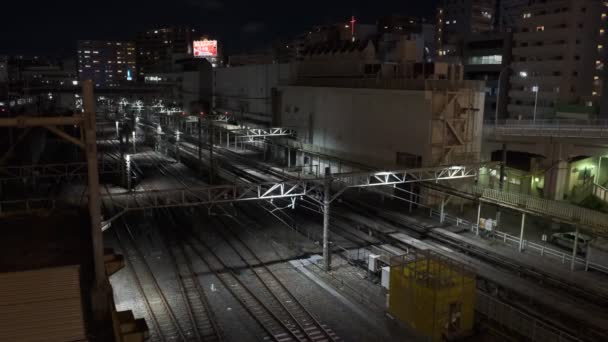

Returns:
571,227,580,271
408,183,413,213
519,213,526,252
476,202,482,236
323,166,332,271
83,80,109,318
440,196,446,223
208,120,215,184
198,116,202,176
497,143,507,229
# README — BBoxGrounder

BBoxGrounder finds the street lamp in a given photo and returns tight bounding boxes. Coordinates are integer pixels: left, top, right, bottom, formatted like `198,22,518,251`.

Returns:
532,85,539,122
495,69,528,125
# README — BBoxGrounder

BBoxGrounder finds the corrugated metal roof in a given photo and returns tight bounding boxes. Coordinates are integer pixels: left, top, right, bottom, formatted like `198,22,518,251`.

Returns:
0,265,87,342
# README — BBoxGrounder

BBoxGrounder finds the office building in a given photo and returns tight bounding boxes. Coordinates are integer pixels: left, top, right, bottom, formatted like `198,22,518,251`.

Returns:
0,56,7,83
497,0,530,32
377,15,436,62
508,0,608,119
436,0,497,59
463,32,513,120
77,41,136,87
135,27,198,80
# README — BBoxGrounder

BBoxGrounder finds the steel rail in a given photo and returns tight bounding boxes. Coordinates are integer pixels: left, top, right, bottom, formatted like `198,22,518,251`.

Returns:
113,221,188,342
179,227,301,342
214,215,340,342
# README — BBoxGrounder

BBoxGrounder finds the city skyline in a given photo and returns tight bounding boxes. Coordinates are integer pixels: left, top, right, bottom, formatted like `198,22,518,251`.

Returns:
0,0,437,56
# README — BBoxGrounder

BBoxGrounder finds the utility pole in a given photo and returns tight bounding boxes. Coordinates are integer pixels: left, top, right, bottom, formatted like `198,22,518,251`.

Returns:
82,80,110,319
497,144,507,229
198,114,203,177
208,119,215,184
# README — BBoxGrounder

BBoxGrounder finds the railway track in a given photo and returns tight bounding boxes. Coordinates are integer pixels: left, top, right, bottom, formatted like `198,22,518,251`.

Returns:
178,223,306,342
158,213,224,341
213,214,340,342
113,221,189,342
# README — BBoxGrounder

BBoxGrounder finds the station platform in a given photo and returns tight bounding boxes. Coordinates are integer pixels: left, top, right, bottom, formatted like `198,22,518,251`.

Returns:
436,228,608,298
426,228,608,339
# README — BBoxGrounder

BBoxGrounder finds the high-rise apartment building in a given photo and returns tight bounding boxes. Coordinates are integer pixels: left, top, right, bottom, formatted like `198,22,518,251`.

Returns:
497,0,530,32
508,0,608,119
463,32,513,120
77,41,136,87
436,0,497,59
135,27,197,80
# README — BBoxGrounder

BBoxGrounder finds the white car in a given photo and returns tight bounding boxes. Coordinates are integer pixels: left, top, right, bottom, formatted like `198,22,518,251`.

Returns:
549,232,591,255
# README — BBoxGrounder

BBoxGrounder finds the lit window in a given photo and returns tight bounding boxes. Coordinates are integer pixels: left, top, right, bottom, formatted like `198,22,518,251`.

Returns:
593,91,598,96
536,26,545,32
602,13,607,19
453,20,457,24
523,12,532,18
599,45,604,50
601,29,606,35
467,55,503,65
595,76,601,80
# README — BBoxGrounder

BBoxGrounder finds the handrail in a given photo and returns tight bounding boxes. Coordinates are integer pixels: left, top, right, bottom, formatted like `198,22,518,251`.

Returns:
428,208,608,275
471,186,608,233
593,183,608,203
484,119,608,138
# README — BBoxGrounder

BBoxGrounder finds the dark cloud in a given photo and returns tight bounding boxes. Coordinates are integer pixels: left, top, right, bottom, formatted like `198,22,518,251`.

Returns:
185,0,224,11
241,22,266,34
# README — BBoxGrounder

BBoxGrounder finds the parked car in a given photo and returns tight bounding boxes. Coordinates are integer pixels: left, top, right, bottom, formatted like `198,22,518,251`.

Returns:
549,232,592,255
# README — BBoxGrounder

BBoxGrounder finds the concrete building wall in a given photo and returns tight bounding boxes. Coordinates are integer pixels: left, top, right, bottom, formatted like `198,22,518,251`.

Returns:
508,0,608,119
279,85,485,168
214,64,295,125
0,56,7,83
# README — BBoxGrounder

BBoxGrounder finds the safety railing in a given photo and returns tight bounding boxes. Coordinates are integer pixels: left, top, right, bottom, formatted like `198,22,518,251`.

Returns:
484,119,608,138
593,183,608,203
0,198,57,214
428,208,608,275
472,186,608,232
476,291,581,342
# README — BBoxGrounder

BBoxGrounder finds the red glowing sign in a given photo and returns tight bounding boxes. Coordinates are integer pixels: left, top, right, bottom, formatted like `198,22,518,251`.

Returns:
193,40,218,57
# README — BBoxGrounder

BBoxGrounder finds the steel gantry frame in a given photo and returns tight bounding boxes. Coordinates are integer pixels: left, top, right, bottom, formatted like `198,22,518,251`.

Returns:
0,161,120,182
100,163,492,214
97,162,494,270
102,181,321,212
229,127,296,139
0,80,110,319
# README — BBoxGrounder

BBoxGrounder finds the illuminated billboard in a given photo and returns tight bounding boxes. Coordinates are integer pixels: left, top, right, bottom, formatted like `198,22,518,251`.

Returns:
193,40,218,57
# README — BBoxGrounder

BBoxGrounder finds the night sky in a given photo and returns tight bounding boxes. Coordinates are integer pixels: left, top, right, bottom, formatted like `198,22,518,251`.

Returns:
0,0,437,57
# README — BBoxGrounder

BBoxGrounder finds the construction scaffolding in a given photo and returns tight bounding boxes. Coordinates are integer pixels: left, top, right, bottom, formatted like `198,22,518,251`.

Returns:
389,250,476,342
